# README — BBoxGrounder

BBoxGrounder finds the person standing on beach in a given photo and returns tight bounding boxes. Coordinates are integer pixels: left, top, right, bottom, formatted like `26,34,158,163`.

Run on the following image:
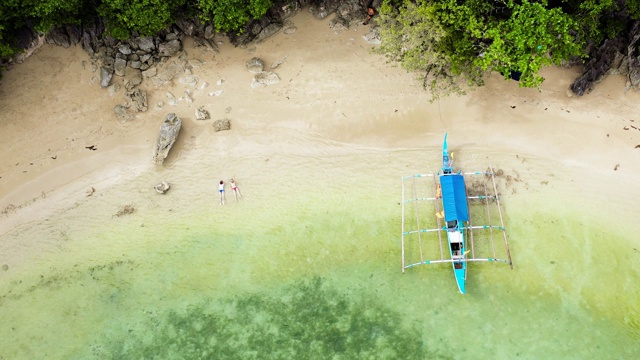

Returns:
218,180,225,205
230,178,242,201
363,2,376,25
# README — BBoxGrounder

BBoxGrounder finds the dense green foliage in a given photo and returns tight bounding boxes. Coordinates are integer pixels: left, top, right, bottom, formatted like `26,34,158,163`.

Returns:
378,0,592,98
0,0,273,57
98,0,187,39
198,0,272,33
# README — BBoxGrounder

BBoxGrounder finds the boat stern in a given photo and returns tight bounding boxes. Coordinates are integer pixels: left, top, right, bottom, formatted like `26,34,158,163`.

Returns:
454,265,467,294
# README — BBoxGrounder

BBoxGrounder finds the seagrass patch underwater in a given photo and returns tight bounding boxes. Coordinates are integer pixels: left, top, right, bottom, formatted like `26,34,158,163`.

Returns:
100,277,442,359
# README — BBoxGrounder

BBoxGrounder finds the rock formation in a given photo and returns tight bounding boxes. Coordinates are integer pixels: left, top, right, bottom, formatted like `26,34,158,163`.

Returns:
153,113,182,165
570,38,625,96
213,118,231,132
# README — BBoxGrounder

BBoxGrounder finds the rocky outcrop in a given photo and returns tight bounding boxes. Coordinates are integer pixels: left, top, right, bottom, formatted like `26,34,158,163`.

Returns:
627,21,640,91
570,38,625,96
246,57,265,73
309,0,342,19
153,113,182,165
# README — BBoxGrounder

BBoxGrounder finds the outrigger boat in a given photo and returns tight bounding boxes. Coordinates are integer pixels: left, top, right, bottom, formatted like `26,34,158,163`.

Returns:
400,133,513,294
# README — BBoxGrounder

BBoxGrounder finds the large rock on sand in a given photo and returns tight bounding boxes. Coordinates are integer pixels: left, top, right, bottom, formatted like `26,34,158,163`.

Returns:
153,113,182,165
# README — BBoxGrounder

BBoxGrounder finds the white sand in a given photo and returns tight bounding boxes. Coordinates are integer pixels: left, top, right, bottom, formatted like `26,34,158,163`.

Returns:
1,10,639,260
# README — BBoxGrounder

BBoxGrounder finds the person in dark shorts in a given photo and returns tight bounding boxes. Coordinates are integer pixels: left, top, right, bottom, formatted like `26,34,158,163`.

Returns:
218,180,225,205
363,6,376,25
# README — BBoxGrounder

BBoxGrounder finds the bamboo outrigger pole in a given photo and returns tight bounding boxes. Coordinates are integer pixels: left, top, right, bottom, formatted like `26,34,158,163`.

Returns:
466,174,476,260
489,163,513,269
432,175,445,261
483,180,497,259
413,177,425,263
401,177,405,273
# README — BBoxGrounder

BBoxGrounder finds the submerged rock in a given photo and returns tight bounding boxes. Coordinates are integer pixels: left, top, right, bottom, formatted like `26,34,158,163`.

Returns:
153,113,182,165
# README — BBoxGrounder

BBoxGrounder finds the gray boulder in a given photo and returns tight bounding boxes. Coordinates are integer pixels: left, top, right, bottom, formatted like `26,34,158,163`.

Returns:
246,57,265,73
193,37,219,52
309,0,342,19
118,44,132,55
256,23,283,42
114,57,127,76
278,1,302,20
136,36,156,52
158,39,182,57
153,113,182,165
124,67,142,90
45,27,71,48
100,66,113,88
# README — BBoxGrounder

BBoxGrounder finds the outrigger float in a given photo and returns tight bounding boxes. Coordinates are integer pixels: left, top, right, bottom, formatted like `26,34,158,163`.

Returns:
401,133,513,294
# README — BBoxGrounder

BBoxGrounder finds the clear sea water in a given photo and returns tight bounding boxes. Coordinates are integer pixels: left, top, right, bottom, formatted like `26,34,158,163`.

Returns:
0,143,638,359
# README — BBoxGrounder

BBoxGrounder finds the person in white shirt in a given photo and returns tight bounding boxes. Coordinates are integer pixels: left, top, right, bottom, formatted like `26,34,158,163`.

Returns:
218,180,225,205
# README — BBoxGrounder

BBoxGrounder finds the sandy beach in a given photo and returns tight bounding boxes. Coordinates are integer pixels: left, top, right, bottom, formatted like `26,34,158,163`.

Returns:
1,10,639,359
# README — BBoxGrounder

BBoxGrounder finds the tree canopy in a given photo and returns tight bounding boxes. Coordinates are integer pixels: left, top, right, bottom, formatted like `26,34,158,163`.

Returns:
377,0,596,99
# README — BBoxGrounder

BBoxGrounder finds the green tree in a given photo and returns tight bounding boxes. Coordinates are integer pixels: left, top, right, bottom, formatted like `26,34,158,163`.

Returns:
377,0,585,99
98,0,187,39
198,0,272,33
476,0,583,87
23,0,86,32
377,0,461,98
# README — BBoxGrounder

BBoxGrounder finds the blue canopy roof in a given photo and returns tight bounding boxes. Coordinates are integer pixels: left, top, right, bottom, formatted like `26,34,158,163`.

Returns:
440,174,469,222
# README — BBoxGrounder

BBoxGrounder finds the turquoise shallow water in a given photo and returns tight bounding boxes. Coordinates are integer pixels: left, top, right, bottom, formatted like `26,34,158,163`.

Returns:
0,147,638,359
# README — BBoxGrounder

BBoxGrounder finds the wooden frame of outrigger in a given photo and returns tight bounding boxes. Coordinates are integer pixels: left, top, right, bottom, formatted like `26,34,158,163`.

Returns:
401,163,513,273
